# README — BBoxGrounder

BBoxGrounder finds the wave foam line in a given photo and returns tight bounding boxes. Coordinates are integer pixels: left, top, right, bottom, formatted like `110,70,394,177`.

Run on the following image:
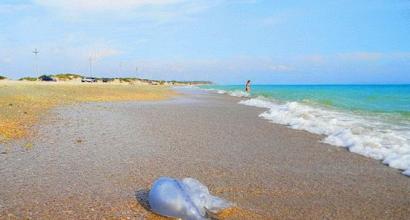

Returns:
239,97,410,176
204,88,250,97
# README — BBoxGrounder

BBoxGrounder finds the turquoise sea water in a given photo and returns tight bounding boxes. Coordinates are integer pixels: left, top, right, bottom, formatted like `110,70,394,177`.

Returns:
200,84,410,175
202,84,410,121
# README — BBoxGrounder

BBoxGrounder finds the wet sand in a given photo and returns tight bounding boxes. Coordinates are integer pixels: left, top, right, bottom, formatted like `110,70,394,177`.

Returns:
1,90,409,219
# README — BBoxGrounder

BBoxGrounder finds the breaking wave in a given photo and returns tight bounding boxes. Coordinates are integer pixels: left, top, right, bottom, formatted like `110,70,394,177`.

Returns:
208,88,410,176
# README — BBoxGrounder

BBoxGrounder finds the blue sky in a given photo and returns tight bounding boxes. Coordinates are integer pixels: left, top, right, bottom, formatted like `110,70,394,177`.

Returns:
0,0,410,84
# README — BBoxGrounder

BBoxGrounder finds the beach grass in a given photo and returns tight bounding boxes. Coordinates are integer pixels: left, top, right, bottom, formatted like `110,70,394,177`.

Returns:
0,81,175,141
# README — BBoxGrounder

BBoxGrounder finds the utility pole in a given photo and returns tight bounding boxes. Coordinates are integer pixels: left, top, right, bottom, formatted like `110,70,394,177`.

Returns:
32,48,39,76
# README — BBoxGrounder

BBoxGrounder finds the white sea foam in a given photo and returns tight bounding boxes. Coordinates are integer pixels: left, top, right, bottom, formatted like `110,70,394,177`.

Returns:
238,97,410,176
228,90,250,97
201,88,225,94
204,88,249,97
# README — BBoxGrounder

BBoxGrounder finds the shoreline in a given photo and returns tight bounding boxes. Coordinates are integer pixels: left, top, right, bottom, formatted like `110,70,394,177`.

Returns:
203,86,410,176
1,89,409,219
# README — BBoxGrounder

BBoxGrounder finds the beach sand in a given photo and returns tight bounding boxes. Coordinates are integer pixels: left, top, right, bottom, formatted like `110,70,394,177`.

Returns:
0,81,174,142
0,89,409,219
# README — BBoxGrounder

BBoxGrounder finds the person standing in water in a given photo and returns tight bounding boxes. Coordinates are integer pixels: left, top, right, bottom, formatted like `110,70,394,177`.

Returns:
245,80,251,93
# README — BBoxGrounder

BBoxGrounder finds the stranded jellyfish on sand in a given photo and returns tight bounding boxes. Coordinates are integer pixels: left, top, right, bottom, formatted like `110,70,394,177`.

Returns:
148,177,231,220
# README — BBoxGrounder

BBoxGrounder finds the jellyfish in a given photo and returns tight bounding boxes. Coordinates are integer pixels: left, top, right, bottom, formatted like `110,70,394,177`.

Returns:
148,177,231,220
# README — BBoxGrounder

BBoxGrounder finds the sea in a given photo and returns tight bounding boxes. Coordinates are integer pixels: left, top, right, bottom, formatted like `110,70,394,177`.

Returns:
200,84,410,176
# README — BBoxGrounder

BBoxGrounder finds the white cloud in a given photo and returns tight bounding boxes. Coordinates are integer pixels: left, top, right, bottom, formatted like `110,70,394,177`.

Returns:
299,52,410,65
0,56,12,64
34,0,186,12
0,36,122,71
258,8,299,27
299,55,325,64
260,14,288,27
93,48,122,60
0,2,31,12
336,52,383,62
134,57,293,77
60,45,122,62
30,0,223,24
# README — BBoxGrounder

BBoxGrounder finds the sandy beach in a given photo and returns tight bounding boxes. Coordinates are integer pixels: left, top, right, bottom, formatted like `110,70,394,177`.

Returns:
0,81,174,141
1,89,409,219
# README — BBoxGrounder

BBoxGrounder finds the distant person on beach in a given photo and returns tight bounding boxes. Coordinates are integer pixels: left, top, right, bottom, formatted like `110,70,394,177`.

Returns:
245,80,251,93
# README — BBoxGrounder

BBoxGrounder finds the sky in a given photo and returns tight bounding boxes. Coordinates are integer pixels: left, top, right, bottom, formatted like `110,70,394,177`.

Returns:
0,0,410,84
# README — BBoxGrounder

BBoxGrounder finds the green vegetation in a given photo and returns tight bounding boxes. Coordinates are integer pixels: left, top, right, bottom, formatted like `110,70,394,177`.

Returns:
0,76,7,80
115,77,212,85
119,77,133,83
15,74,212,85
38,75,55,81
54,73,82,80
102,78,114,83
19,77,38,81
20,73,82,82
116,77,139,83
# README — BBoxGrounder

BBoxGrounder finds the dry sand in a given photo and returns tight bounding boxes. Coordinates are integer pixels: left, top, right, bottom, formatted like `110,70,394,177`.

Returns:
0,89,409,219
0,81,174,141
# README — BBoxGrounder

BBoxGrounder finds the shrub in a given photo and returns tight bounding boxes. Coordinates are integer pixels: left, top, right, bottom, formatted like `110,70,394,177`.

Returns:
119,78,136,83
38,75,55,81
19,77,37,81
102,78,114,83
54,73,83,80
0,75,6,80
